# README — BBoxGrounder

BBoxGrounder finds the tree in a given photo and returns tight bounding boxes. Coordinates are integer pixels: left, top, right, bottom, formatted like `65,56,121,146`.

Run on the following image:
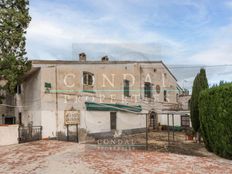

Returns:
199,83,232,159
0,0,31,102
190,68,208,141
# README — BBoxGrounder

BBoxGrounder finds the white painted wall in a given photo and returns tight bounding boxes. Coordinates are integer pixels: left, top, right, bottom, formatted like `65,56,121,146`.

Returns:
0,125,18,146
158,114,181,126
158,113,191,127
84,111,145,133
85,111,110,133
117,112,146,130
56,109,146,135
41,111,57,138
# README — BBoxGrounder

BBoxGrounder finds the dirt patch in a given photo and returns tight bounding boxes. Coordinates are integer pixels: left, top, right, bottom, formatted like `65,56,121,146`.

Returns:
0,139,231,174
78,145,232,174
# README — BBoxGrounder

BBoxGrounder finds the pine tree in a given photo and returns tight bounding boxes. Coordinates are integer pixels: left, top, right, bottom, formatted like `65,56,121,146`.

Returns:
0,0,31,102
190,68,208,140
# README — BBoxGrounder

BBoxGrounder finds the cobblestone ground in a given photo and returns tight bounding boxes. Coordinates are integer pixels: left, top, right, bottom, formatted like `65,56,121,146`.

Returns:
0,140,232,174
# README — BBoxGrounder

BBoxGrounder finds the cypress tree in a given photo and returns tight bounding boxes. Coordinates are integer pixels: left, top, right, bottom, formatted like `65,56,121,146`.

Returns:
190,68,208,139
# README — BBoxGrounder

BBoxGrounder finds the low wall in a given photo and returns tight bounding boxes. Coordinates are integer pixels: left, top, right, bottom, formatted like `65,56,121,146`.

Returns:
0,124,19,146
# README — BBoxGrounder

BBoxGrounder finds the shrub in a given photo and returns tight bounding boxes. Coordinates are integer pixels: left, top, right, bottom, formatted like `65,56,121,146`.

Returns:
199,83,232,159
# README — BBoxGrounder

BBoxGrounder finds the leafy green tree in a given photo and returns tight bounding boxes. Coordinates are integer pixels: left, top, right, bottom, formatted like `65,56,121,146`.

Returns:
0,0,31,101
190,69,208,140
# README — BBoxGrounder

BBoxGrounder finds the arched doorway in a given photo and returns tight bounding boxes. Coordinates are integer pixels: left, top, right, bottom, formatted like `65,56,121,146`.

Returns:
149,111,157,130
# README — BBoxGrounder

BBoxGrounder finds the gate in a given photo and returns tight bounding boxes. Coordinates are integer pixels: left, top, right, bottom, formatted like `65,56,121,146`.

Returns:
66,124,79,142
18,126,42,143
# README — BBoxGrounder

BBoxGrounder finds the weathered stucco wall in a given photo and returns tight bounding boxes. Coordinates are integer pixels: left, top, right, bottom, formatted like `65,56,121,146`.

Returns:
140,63,177,104
117,112,146,130
178,95,191,110
40,67,57,138
16,61,179,139
16,70,41,126
158,114,181,126
0,124,18,146
158,113,191,127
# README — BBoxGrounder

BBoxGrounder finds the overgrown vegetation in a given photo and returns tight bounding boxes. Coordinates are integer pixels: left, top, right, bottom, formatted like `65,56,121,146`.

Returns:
0,0,31,102
199,83,232,159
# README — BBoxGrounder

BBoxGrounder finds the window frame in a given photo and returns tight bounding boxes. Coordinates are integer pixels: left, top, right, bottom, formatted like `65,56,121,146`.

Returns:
156,85,161,94
144,82,152,98
123,79,130,97
83,72,94,86
164,90,167,102
110,112,117,130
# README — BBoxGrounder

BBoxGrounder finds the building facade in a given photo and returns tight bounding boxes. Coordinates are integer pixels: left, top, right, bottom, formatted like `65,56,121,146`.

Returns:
15,54,182,140
0,94,15,125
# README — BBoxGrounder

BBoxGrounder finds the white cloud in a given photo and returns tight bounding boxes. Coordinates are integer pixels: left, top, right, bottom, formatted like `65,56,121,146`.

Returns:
26,0,185,60
189,24,232,65
25,0,232,88
225,1,232,8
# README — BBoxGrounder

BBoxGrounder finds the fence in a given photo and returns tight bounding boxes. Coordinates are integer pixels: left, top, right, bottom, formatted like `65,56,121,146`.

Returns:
18,126,42,143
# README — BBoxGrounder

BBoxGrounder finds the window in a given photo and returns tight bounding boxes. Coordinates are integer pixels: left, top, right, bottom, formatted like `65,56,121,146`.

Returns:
83,72,94,92
4,116,16,124
188,99,191,110
144,82,152,98
45,82,52,92
15,84,21,94
181,115,190,127
164,90,167,102
156,85,161,94
83,72,94,86
149,112,157,129
110,112,117,130
164,73,167,78
123,80,130,97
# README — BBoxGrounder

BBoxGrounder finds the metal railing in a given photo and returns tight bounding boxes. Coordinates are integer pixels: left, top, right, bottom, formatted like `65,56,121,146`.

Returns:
18,126,42,143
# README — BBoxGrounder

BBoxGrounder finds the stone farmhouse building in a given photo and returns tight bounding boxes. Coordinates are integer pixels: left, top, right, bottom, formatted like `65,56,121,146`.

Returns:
1,53,191,140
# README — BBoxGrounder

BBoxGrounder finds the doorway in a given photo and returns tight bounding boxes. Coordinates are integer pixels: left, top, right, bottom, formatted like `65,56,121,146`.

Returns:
149,111,157,129
110,112,117,130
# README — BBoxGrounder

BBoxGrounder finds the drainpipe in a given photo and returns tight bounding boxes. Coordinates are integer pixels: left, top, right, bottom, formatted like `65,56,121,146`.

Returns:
139,65,142,99
146,113,148,150
55,66,58,138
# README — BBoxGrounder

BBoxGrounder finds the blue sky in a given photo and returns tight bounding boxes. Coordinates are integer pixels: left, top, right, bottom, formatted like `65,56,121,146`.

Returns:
26,0,232,89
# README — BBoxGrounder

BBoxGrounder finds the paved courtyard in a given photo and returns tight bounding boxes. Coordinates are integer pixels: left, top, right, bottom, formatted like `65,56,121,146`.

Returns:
0,140,232,174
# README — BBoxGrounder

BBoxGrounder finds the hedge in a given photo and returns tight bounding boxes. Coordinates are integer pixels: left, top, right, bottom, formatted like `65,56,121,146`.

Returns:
199,83,232,159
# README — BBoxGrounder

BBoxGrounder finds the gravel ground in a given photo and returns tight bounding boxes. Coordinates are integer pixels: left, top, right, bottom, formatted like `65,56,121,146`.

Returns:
0,140,231,174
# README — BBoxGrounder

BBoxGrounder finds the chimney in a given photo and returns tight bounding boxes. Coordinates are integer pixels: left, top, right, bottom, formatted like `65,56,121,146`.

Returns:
79,52,86,62
101,56,109,63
